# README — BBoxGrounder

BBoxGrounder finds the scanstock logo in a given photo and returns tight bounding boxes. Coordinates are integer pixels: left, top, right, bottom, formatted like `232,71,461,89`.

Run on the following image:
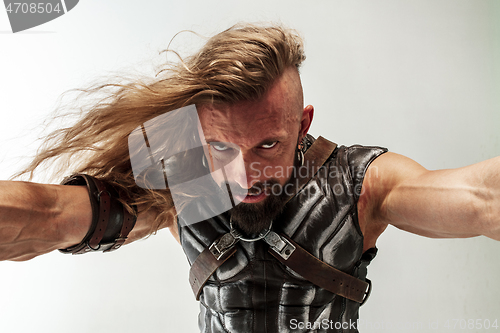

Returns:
3,0,79,33
128,105,247,226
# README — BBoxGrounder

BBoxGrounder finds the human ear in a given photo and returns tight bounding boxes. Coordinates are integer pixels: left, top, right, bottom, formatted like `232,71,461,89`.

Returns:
299,104,314,138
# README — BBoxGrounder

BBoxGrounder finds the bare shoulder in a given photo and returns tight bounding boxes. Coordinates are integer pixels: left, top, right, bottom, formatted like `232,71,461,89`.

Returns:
357,152,427,251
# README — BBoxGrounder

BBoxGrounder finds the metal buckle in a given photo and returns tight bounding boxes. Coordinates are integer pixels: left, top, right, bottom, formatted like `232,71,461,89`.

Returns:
360,278,372,306
209,233,238,260
209,218,274,260
263,231,296,260
97,190,111,201
86,241,101,251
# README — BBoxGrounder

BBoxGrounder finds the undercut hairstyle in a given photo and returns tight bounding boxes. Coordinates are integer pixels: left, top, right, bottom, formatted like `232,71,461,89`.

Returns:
16,23,306,234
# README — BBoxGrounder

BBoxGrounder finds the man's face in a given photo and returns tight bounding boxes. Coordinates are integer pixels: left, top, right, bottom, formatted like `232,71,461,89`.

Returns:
197,67,313,235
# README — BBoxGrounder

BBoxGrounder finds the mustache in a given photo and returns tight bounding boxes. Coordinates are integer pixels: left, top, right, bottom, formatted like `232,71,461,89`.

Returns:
224,179,281,197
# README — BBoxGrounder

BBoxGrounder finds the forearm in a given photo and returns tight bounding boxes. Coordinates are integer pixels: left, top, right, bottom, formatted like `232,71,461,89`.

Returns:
0,181,91,261
0,178,177,261
472,156,500,240
385,155,500,240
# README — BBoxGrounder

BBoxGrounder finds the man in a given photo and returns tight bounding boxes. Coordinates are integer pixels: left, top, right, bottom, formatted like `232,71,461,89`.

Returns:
1,23,499,332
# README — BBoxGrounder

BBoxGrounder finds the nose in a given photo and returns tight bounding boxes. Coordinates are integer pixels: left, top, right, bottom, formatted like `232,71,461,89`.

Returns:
225,150,261,190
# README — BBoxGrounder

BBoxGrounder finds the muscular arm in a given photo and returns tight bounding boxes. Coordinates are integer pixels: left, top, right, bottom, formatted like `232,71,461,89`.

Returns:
0,181,173,261
359,152,500,250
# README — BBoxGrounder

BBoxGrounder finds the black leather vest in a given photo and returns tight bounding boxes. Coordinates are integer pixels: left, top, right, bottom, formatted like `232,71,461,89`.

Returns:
178,136,387,332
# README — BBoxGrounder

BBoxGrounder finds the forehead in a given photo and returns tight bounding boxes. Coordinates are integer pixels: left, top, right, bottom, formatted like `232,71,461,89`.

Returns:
197,68,303,146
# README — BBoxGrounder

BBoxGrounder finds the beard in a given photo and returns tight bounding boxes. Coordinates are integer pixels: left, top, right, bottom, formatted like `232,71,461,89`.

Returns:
217,135,303,237
226,179,290,237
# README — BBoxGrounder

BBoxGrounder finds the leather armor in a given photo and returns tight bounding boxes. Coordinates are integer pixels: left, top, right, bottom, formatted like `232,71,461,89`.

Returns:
178,136,387,332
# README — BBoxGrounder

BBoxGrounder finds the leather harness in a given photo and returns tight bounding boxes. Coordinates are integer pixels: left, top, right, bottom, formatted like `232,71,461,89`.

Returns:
188,136,372,304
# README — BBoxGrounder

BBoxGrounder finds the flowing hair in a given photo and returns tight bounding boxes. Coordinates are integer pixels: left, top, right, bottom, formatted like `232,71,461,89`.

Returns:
15,23,306,234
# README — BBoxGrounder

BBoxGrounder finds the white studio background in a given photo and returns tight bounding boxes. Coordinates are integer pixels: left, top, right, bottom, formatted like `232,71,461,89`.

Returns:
0,1,499,332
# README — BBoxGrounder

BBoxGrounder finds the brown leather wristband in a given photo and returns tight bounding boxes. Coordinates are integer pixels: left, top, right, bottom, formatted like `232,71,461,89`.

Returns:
58,174,137,254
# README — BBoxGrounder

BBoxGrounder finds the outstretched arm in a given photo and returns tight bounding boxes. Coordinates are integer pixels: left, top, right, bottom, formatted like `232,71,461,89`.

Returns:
359,152,500,249
0,181,170,261
0,181,91,261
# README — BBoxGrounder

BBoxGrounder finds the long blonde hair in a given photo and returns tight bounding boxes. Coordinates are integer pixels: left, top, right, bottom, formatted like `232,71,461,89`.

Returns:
17,23,306,233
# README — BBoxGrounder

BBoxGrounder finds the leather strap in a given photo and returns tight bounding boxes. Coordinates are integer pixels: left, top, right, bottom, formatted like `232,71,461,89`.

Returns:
189,240,237,300
104,203,137,252
268,233,370,304
188,136,338,300
59,174,137,254
88,177,111,250
291,136,337,195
